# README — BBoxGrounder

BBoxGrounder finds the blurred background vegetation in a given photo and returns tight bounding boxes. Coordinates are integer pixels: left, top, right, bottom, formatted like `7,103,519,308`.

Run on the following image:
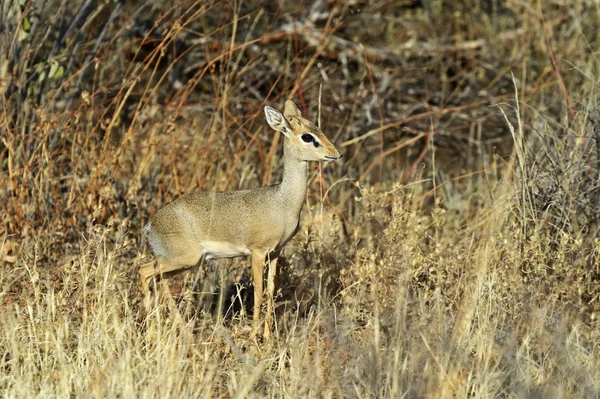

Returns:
1,0,600,397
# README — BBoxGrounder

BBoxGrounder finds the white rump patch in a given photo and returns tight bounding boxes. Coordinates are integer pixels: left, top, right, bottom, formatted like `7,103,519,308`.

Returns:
201,241,251,260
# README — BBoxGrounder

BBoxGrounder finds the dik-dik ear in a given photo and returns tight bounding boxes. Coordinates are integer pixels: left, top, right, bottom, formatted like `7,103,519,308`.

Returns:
264,106,292,137
283,100,302,119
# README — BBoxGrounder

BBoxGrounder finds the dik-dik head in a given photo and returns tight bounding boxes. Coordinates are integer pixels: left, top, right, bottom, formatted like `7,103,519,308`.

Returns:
264,100,342,162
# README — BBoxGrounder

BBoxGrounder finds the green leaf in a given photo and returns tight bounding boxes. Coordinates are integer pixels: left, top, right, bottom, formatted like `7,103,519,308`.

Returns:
53,65,64,79
22,17,30,32
48,62,58,78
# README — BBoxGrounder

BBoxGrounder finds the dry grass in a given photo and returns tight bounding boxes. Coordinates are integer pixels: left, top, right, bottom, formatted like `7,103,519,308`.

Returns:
1,0,600,397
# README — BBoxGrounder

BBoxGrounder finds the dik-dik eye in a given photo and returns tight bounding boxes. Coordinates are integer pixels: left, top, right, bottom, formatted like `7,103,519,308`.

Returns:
301,133,314,143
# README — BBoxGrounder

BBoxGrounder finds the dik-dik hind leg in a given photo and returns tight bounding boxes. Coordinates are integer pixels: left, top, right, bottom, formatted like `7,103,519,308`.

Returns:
251,250,267,336
263,256,279,340
139,261,158,312
139,254,201,313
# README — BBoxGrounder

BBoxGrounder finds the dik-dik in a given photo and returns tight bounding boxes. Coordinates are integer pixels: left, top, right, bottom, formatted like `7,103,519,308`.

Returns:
141,100,342,338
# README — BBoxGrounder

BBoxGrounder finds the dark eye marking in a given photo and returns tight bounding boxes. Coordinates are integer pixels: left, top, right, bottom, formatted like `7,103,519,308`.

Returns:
301,133,314,143
301,133,321,148
301,133,321,147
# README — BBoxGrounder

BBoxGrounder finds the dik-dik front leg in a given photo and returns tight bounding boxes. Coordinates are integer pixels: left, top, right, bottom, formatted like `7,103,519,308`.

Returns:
251,250,267,336
263,255,279,339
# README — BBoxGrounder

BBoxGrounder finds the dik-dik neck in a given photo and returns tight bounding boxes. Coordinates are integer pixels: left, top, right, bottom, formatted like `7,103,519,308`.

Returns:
278,140,308,213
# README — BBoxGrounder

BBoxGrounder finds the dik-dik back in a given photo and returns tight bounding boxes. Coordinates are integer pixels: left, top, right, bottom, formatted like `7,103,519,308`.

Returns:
147,186,286,262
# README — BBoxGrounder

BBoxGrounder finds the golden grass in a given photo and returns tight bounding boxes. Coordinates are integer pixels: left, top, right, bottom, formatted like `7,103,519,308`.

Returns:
1,0,600,397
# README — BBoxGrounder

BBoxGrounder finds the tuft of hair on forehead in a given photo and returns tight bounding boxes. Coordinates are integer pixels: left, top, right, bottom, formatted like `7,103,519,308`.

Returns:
300,119,320,132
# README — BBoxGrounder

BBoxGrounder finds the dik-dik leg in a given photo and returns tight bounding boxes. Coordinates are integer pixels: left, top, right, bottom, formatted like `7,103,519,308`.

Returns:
139,254,199,313
251,249,267,336
263,255,279,339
